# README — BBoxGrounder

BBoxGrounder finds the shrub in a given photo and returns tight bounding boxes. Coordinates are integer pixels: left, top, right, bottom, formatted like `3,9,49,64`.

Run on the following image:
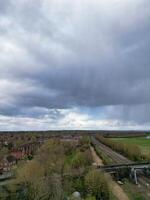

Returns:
85,169,110,200
71,150,92,169
85,196,96,200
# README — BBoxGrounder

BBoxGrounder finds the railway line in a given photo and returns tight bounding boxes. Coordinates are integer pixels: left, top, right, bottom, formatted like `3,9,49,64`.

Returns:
91,136,132,164
91,136,150,199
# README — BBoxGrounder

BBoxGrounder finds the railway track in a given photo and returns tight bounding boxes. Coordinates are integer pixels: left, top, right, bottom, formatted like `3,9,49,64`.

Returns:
91,136,132,164
91,136,150,199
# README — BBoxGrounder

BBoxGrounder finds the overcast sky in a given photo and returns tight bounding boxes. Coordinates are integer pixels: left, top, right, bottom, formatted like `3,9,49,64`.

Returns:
0,0,150,130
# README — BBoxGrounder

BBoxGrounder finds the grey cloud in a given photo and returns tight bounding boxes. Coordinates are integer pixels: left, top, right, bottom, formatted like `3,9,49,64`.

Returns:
0,0,11,13
0,0,150,127
105,104,150,124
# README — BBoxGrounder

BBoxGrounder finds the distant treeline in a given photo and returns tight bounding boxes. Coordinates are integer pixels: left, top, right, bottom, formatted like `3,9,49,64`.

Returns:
0,130,149,137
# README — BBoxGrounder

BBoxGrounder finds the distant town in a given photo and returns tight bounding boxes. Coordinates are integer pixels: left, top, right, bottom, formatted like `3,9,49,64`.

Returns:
0,131,150,200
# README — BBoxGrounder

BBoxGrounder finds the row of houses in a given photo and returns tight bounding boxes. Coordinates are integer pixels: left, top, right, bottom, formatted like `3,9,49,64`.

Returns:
0,142,42,173
0,135,82,174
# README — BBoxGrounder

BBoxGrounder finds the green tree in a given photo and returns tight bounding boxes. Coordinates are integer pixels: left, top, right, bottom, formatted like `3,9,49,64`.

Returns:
85,169,109,200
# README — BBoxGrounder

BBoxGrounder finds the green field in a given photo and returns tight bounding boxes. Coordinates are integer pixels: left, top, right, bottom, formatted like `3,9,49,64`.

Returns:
112,137,150,156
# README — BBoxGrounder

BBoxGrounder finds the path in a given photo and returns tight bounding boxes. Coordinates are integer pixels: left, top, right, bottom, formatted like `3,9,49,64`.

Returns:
90,146,129,200
90,146,103,166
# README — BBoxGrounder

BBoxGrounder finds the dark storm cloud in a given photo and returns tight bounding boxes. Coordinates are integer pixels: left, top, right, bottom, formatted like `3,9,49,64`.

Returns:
0,0,150,127
0,0,11,13
103,104,150,124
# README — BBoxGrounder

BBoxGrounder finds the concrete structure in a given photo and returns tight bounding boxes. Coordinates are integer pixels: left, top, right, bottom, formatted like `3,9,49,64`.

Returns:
97,162,150,184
